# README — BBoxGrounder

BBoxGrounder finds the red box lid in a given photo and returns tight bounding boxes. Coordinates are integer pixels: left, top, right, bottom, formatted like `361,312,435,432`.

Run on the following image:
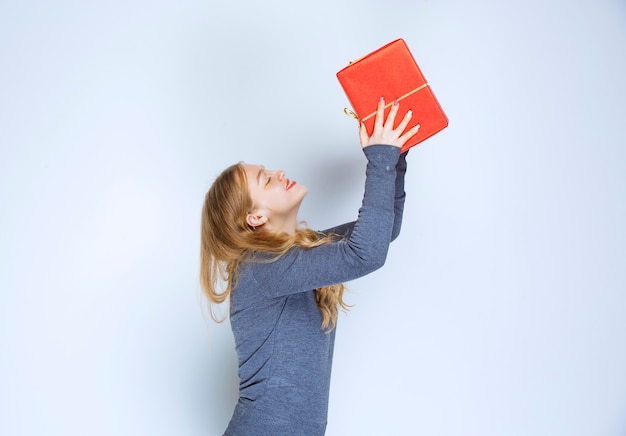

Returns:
336,39,448,152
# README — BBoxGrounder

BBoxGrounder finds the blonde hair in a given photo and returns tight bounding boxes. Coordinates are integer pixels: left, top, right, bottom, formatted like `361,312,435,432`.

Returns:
200,163,349,331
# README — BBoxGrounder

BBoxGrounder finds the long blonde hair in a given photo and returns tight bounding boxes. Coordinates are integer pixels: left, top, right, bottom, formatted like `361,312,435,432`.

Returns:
200,163,349,331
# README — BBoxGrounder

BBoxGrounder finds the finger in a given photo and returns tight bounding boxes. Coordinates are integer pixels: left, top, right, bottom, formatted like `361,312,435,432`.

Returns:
384,100,400,132
359,122,369,147
397,123,421,147
394,109,413,135
373,97,385,133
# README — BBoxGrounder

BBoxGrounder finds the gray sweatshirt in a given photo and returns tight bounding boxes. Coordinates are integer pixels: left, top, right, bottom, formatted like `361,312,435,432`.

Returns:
223,145,408,435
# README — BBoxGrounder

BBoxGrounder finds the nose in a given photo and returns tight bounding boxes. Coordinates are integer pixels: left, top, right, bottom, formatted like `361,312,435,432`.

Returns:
274,170,285,181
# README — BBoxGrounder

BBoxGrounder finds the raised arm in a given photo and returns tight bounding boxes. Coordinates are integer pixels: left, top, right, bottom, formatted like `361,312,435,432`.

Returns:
251,99,419,297
391,150,408,241
322,150,408,241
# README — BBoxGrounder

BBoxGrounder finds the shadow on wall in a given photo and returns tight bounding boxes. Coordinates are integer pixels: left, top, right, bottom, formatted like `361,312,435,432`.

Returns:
201,316,239,431
211,348,238,430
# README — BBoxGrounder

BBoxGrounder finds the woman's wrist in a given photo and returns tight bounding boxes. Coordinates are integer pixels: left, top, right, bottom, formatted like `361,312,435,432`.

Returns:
363,144,401,171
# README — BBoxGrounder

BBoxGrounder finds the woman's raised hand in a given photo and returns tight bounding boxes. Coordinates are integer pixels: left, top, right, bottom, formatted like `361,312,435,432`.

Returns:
359,97,420,149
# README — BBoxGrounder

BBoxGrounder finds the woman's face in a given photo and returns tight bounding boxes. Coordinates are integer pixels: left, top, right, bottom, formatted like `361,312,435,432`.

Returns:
242,164,308,233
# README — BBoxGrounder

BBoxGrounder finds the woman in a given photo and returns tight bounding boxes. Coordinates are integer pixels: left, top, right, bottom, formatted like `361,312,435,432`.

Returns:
200,98,419,435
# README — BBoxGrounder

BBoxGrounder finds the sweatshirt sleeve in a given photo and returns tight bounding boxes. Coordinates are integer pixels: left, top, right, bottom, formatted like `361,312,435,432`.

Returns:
391,150,408,241
250,145,402,298
321,150,408,242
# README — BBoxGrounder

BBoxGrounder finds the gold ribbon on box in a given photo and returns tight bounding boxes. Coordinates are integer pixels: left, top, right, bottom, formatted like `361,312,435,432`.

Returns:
344,82,430,123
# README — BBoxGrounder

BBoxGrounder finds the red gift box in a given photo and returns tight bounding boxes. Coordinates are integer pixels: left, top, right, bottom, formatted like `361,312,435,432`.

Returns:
336,39,448,152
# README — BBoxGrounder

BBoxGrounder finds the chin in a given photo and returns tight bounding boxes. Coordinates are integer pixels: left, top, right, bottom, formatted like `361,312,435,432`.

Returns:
296,184,308,199
290,185,307,208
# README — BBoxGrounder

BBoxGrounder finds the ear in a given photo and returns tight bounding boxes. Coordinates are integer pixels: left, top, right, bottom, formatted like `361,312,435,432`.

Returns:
246,211,268,228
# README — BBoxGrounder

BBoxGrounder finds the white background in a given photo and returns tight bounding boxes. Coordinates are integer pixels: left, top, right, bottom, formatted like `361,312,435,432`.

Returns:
1,0,625,435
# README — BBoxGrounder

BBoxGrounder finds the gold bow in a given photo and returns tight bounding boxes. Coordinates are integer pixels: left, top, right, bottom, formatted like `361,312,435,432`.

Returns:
343,83,429,123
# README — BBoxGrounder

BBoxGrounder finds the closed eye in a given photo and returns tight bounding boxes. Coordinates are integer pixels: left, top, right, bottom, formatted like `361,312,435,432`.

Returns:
265,175,271,186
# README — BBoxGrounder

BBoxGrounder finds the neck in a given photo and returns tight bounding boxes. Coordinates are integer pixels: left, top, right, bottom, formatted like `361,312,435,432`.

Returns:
265,214,298,235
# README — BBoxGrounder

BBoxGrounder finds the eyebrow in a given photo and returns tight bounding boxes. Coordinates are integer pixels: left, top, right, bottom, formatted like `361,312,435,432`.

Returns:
256,167,264,186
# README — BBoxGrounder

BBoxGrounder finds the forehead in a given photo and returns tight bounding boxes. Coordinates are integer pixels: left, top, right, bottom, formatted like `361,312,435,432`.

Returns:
242,164,264,186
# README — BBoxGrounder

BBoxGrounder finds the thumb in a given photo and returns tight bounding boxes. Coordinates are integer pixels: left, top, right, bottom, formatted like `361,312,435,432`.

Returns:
359,122,369,148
